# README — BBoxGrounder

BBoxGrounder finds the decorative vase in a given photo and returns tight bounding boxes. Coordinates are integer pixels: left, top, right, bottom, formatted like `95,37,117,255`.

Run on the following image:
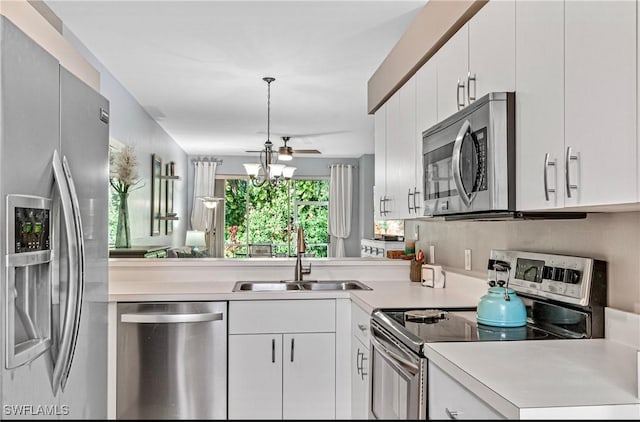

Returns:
115,191,131,248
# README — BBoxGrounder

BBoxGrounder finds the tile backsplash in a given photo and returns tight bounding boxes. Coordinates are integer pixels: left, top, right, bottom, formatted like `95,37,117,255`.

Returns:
405,211,640,314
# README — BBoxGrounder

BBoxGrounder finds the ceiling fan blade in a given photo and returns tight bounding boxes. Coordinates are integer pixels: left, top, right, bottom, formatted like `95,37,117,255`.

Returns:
292,149,321,154
245,150,263,153
257,130,349,139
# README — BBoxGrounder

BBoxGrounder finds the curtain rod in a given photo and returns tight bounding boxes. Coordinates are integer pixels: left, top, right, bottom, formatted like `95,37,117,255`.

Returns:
191,157,223,165
328,164,356,168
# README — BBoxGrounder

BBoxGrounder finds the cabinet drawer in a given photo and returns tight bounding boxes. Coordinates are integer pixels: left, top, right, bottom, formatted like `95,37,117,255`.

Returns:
428,362,504,420
229,300,335,334
351,302,370,344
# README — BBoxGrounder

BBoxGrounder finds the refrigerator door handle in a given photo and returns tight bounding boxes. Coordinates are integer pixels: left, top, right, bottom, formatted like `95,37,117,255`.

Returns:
51,150,84,394
60,155,85,391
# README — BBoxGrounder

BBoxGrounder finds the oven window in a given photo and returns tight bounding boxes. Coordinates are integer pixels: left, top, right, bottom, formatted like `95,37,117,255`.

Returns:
423,143,455,200
371,345,411,419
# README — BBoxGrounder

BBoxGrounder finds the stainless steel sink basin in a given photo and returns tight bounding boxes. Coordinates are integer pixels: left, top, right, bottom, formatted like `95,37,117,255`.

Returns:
300,281,371,291
234,282,302,292
232,280,371,292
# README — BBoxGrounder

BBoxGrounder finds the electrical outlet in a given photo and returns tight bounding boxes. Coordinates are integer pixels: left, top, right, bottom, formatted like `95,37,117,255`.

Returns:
464,249,472,271
429,245,435,264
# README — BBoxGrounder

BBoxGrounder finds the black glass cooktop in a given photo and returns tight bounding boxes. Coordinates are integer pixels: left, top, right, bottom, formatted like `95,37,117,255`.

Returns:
375,309,563,344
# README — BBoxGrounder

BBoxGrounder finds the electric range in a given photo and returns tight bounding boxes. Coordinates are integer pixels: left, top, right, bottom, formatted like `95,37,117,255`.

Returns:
368,250,607,419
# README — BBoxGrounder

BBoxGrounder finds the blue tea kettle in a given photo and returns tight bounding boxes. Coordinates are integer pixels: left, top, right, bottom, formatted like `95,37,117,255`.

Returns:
477,260,527,327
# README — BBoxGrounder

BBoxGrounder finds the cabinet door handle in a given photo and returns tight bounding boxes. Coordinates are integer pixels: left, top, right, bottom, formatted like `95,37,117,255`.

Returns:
543,153,556,201
290,337,295,362
413,187,421,212
360,354,368,379
445,408,459,419
272,338,276,363
467,72,476,103
379,196,383,217
565,146,579,198
407,188,414,213
356,349,363,374
456,80,466,110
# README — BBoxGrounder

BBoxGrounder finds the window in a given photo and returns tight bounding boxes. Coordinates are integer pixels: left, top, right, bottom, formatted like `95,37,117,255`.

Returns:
224,178,329,258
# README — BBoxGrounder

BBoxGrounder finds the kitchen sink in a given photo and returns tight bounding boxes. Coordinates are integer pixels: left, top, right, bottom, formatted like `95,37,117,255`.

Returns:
232,280,372,292
234,282,302,292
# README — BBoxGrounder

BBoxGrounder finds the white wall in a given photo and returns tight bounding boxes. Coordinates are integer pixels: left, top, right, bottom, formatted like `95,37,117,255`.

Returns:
358,154,374,240
61,27,189,248
405,212,640,314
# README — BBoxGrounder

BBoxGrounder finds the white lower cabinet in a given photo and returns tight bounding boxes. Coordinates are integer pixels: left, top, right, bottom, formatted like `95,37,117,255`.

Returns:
350,302,370,419
428,361,505,420
228,300,336,420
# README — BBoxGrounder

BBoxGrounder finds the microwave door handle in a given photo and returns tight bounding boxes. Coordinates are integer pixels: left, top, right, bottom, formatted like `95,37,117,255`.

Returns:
452,119,472,207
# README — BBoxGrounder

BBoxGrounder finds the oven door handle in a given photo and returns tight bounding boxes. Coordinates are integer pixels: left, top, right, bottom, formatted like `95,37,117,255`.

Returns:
370,335,419,375
452,119,474,208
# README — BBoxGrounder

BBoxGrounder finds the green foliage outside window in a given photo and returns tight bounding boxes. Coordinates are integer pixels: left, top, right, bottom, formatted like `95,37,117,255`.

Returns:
224,179,329,258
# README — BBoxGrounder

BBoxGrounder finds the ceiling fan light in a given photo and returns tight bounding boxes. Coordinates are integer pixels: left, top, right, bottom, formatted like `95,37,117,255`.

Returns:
269,163,286,178
282,166,296,179
243,163,261,177
278,145,293,161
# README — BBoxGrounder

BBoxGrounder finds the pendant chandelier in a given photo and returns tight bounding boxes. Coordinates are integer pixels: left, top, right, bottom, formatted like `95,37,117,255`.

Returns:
243,77,296,187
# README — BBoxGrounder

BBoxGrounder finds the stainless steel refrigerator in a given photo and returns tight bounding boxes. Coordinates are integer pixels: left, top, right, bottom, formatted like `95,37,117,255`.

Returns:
0,16,109,419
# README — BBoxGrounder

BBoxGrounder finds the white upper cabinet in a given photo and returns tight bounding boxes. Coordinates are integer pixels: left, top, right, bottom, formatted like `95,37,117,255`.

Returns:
467,0,516,101
415,59,438,216
374,75,424,220
517,0,637,210
435,25,469,120
373,104,386,219
435,0,515,121
375,0,639,218
386,77,417,219
515,0,565,210
383,91,400,218
564,0,637,207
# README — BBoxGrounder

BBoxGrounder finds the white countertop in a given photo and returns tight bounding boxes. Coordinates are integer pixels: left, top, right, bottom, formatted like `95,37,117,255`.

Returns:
108,258,640,417
425,339,640,419
108,257,486,305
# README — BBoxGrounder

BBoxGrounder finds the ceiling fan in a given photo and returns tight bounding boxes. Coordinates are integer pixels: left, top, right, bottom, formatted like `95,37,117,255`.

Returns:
277,136,321,159
245,136,321,160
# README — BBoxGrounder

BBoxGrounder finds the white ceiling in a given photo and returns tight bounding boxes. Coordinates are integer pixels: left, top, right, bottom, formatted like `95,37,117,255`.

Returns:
46,1,425,158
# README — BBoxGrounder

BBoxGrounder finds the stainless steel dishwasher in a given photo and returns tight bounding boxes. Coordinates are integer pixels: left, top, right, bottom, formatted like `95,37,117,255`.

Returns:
116,302,227,419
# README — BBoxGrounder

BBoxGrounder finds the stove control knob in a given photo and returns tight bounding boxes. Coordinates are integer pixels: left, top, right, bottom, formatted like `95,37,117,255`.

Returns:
552,267,565,282
565,269,581,284
542,265,554,280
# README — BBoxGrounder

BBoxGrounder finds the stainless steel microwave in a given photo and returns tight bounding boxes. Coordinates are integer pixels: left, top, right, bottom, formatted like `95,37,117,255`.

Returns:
422,92,515,218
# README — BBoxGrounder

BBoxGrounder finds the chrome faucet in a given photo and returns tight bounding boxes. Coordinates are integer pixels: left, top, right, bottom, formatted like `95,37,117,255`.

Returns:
294,226,312,281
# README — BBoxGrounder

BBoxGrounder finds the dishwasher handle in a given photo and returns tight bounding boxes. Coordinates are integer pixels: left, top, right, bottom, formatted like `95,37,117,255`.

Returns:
121,312,224,324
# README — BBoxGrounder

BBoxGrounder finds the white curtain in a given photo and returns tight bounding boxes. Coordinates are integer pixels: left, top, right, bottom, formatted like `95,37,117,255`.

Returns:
329,164,354,257
191,161,218,251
